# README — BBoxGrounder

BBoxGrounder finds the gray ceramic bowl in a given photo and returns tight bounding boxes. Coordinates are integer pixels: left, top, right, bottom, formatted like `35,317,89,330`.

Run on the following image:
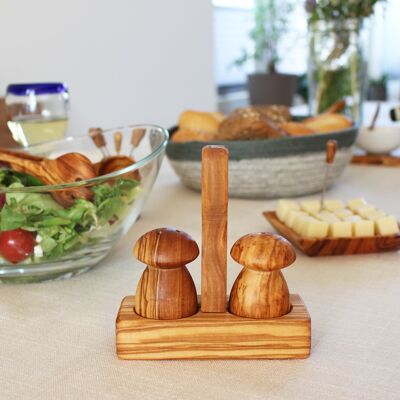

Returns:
166,126,358,199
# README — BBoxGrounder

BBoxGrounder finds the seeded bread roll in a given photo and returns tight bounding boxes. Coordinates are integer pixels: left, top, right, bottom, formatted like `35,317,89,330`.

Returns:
218,107,288,140
252,105,292,123
178,110,225,135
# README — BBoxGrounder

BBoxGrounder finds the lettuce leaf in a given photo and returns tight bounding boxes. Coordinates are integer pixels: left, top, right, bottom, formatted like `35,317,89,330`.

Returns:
0,170,140,261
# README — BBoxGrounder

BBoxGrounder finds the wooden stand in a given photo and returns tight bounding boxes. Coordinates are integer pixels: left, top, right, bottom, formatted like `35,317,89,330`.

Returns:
116,146,311,360
116,294,310,360
264,211,400,257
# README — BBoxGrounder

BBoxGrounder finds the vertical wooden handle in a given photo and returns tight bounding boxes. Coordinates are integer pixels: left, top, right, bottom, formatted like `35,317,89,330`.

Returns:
131,128,146,148
114,131,122,155
89,127,106,148
326,140,337,164
201,145,228,313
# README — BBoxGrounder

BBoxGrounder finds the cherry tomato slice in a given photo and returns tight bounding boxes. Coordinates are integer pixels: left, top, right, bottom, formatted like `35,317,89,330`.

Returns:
0,229,36,264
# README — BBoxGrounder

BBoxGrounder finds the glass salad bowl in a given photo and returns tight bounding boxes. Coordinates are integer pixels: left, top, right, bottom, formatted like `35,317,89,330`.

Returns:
0,125,168,283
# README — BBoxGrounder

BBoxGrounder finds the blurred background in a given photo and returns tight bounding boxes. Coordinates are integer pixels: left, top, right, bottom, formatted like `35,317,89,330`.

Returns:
0,0,399,137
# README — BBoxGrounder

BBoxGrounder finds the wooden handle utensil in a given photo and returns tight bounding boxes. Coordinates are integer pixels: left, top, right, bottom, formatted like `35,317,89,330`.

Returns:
89,127,110,158
129,128,146,158
368,103,381,130
326,139,337,164
0,150,96,207
114,131,122,155
320,140,337,211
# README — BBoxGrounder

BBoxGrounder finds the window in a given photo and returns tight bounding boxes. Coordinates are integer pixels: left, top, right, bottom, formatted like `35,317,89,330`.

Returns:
213,1,308,88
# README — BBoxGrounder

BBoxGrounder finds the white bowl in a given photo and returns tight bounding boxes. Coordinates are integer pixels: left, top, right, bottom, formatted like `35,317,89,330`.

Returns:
356,126,400,154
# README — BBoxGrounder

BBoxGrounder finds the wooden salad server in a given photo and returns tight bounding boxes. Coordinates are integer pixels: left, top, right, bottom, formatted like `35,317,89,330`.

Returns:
0,150,96,207
95,155,140,181
320,139,337,211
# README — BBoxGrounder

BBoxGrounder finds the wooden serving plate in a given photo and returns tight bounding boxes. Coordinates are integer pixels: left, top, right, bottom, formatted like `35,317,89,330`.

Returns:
351,153,400,167
116,294,311,360
263,211,400,257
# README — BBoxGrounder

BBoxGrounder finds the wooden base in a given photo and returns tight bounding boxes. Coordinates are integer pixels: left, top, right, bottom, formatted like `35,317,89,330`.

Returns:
351,153,400,167
116,294,311,360
264,211,400,257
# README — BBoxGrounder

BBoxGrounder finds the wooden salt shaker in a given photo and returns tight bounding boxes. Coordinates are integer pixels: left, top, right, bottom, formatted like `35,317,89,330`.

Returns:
134,228,199,320
229,233,296,319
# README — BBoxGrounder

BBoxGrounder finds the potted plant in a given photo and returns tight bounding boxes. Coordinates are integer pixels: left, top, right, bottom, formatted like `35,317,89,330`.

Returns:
306,0,385,123
367,75,388,101
234,0,297,106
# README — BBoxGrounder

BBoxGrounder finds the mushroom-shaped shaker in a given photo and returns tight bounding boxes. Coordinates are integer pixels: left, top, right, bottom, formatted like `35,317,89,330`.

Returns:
229,233,296,319
134,228,199,320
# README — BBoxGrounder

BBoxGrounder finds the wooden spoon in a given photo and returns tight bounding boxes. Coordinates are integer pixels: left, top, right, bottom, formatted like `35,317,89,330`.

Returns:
0,151,96,207
94,155,140,181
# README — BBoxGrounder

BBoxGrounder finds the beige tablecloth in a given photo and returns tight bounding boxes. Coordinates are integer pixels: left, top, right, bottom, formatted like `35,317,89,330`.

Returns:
1,160,400,400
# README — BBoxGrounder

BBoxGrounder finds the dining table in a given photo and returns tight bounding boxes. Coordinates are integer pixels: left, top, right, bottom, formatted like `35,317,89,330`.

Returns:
1,102,400,399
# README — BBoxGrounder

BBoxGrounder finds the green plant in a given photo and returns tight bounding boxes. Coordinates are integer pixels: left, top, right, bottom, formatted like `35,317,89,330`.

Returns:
369,74,388,86
305,0,385,22
234,0,294,74
306,0,385,120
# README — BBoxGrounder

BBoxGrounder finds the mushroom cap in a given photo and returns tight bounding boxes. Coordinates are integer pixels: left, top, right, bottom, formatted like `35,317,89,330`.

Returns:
134,227,199,269
230,233,296,272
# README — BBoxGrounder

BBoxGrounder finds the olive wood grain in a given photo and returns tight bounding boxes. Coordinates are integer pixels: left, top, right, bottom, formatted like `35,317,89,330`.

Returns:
94,155,140,181
114,131,122,155
0,151,96,207
129,128,146,158
229,233,295,319
201,146,228,313
264,210,400,256
116,294,311,360
133,228,199,320
89,127,109,158
326,139,337,164
351,154,400,167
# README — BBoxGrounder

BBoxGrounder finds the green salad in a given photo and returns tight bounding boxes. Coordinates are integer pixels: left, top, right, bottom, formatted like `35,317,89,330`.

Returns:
0,169,140,264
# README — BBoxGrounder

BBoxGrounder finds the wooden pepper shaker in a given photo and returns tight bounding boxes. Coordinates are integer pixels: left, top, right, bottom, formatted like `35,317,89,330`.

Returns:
134,228,199,320
229,233,296,319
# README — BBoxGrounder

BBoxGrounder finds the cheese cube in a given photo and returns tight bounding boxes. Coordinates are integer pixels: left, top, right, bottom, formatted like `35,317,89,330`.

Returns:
334,209,354,220
329,221,353,238
352,220,375,237
276,199,299,222
365,210,386,221
293,214,314,235
375,216,399,236
355,205,377,218
344,215,362,222
286,210,307,229
348,198,367,211
323,199,345,212
300,200,321,214
302,219,329,238
314,211,340,223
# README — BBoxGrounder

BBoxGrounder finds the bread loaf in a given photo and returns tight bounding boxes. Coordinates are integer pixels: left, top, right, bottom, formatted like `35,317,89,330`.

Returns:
218,107,288,140
281,122,316,136
178,110,224,135
303,113,352,133
171,129,215,143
